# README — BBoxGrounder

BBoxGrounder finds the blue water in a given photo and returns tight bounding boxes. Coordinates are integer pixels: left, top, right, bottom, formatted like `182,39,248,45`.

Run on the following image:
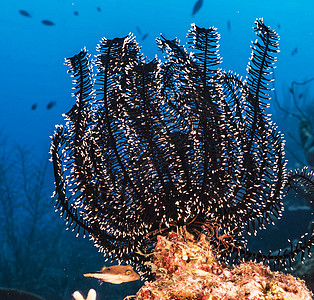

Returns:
0,0,313,299
1,0,314,153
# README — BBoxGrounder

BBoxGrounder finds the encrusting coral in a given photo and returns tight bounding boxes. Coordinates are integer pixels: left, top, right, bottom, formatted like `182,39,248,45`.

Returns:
136,229,313,300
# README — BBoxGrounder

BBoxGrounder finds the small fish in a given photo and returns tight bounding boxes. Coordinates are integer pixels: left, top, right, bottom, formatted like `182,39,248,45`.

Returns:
19,10,31,17
136,26,142,35
84,265,140,284
97,7,101,12
74,11,79,16
42,20,55,26
192,0,203,16
291,47,298,56
47,101,56,109
141,33,148,41
136,27,148,41
277,23,281,29
227,20,231,32
31,103,37,110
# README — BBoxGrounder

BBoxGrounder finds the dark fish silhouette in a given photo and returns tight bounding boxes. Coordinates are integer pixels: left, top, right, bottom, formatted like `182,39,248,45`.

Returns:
192,0,203,15
136,27,148,41
97,7,101,12
227,20,231,32
74,11,79,16
136,26,142,35
47,101,56,109
31,103,37,110
42,20,55,26
19,10,31,17
291,47,298,56
277,23,281,29
141,33,148,41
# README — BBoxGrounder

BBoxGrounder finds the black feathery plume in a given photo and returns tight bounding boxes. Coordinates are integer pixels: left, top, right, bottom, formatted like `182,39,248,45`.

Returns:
50,18,313,276
286,167,314,204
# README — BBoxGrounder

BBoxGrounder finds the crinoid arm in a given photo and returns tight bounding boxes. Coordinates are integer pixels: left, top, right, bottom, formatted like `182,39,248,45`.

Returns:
226,229,313,274
286,167,314,204
235,168,313,269
50,44,147,265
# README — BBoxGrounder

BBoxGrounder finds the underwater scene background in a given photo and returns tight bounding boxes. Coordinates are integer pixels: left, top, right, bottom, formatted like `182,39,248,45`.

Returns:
0,0,313,299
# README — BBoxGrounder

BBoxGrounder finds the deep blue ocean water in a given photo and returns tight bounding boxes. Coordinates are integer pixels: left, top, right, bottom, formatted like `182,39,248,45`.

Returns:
1,0,314,153
0,1,313,299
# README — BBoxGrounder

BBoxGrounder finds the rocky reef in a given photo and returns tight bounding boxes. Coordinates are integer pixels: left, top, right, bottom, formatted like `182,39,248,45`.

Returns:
136,230,313,300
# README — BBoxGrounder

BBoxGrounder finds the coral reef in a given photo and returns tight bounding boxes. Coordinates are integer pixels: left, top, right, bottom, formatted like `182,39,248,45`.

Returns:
136,230,313,300
50,18,313,280
293,255,314,292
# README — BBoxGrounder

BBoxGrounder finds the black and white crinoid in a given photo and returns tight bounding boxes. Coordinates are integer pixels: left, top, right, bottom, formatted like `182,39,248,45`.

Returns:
50,18,313,277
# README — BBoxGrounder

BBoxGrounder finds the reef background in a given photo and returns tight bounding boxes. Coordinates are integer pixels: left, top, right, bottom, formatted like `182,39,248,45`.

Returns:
0,0,313,299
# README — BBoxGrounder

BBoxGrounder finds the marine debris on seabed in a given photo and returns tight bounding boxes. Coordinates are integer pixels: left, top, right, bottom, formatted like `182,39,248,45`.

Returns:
135,229,313,300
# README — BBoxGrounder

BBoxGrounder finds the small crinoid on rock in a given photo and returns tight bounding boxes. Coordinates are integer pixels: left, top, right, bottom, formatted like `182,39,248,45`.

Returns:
136,230,313,300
